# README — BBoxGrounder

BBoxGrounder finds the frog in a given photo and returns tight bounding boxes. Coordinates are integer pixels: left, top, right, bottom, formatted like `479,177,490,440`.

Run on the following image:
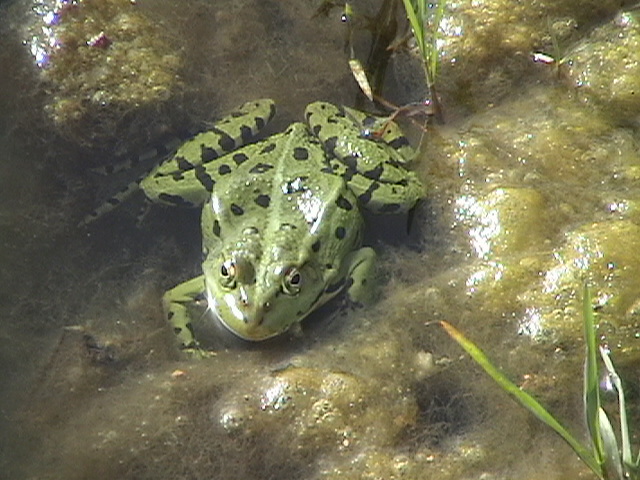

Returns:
136,99,424,348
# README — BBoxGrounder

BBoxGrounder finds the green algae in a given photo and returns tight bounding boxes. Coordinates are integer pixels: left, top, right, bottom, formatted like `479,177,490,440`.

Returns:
564,11,640,126
39,0,182,149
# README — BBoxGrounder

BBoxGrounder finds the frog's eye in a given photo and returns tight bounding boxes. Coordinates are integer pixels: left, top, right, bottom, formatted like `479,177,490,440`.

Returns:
219,260,237,287
282,267,302,295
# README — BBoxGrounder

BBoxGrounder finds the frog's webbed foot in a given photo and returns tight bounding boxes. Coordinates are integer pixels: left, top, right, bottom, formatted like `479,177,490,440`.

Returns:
163,275,207,352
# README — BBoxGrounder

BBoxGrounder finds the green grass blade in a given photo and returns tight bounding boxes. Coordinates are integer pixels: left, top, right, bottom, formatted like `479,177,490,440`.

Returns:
427,0,446,86
599,345,631,468
584,284,605,466
599,345,639,479
597,407,624,479
401,0,426,58
600,347,633,465
440,320,603,477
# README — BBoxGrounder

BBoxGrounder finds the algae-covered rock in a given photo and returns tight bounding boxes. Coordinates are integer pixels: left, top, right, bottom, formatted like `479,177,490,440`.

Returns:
563,11,640,125
25,0,182,149
425,87,640,356
451,187,549,311
427,85,630,196
455,187,547,260
518,220,640,346
214,365,417,453
22,337,420,479
407,0,622,110
320,449,418,479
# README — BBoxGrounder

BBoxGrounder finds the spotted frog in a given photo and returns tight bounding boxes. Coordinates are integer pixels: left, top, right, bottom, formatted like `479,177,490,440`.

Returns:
138,99,424,347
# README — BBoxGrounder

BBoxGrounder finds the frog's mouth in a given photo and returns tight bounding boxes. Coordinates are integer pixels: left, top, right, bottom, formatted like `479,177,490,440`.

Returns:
206,289,280,342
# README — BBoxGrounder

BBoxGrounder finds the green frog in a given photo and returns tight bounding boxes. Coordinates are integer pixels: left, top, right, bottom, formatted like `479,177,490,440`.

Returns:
137,99,424,347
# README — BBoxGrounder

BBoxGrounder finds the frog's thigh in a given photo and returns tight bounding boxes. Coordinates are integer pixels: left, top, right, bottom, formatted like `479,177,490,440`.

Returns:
162,275,205,349
344,247,377,306
329,159,424,213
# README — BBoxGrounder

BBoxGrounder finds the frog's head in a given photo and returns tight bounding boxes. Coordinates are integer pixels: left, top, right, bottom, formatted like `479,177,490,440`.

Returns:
202,249,325,341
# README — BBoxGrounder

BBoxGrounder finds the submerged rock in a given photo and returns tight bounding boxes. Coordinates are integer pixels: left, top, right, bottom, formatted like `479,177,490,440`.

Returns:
563,10,640,126
425,86,640,355
455,187,547,260
214,365,417,452
24,0,183,149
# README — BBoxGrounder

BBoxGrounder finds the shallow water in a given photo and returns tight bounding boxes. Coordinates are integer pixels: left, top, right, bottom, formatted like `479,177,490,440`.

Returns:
1,0,639,479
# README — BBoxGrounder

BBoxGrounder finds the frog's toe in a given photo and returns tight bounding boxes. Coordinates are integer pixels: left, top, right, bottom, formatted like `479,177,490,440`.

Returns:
181,346,217,359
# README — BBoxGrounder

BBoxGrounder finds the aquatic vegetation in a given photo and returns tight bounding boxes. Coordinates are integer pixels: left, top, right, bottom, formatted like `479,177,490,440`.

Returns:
24,0,182,149
400,0,444,91
325,0,445,120
400,0,445,121
441,285,640,479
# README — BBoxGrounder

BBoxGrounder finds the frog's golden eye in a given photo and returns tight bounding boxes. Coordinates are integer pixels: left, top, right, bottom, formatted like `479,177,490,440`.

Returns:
220,260,237,287
282,267,302,295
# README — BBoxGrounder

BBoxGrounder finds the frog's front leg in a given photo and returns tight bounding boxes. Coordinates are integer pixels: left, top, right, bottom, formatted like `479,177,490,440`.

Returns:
162,275,206,350
343,246,378,306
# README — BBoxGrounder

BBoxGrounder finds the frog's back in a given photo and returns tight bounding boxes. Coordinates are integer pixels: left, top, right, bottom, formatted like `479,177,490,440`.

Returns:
205,122,363,259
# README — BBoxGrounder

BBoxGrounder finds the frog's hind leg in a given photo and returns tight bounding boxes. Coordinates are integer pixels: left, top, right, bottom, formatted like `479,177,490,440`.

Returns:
81,181,138,225
147,99,276,179
82,99,276,224
306,101,424,214
81,160,157,226
327,157,424,214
